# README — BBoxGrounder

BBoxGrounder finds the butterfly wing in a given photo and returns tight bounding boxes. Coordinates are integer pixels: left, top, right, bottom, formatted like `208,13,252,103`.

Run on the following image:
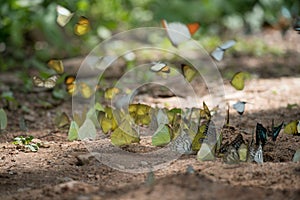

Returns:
254,144,263,164
150,62,170,73
56,5,74,27
162,20,191,47
64,75,77,95
272,121,284,141
32,76,45,87
181,64,197,82
79,82,93,98
219,40,236,50
48,59,64,74
230,72,246,90
211,47,224,61
74,16,90,36
233,101,246,115
256,123,267,146
44,75,59,88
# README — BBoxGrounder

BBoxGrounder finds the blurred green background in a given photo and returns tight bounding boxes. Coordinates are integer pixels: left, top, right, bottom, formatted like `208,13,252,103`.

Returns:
0,0,298,72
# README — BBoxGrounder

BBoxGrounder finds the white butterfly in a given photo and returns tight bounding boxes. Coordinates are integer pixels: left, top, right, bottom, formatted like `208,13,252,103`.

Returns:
297,120,300,133
150,62,170,73
233,101,246,115
161,19,199,47
254,144,263,164
32,75,59,88
56,5,74,27
211,40,236,61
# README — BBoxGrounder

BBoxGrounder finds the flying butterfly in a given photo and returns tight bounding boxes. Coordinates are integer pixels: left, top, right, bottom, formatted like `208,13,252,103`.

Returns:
32,75,59,89
181,64,197,82
150,62,170,73
64,75,93,98
56,5,74,27
65,75,76,95
233,101,247,115
161,19,200,47
211,40,236,62
230,71,248,91
47,59,64,74
74,16,90,36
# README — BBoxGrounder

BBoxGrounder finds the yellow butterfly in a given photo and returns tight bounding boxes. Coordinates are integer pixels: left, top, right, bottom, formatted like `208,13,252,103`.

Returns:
181,64,197,82
74,16,90,36
230,71,249,90
284,120,300,135
56,5,74,27
47,59,64,74
65,75,76,95
32,75,59,88
104,87,120,100
200,101,211,120
64,75,93,98
128,103,152,125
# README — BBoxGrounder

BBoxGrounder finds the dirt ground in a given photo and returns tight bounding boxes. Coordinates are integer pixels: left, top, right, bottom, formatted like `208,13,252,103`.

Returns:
0,30,300,200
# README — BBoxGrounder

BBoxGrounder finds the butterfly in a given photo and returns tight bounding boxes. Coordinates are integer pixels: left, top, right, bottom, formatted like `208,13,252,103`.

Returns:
284,120,300,135
233,101,247,115
32,75,59,88
211,40,236,61
74,16,90,36
170,131,192,154
65,75,76,95
223,145,240,164
64,75,93,98
47,59,64,74
54,112,70,128
104,87,120,100
256,123,267,146
254,144,263,164
269,121,284,141
181,64,197,82
161,19,199,47
150,62,170,73
230,71,248,90
56,5,74,27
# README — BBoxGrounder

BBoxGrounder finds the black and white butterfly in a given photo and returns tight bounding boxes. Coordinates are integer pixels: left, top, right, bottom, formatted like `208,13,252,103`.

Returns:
233,101,247,115
211,40,236,61
32,75,59,89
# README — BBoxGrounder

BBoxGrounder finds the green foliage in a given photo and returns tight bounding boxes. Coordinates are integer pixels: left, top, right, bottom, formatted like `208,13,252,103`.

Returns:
0,0,296,72
12,135,40,152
